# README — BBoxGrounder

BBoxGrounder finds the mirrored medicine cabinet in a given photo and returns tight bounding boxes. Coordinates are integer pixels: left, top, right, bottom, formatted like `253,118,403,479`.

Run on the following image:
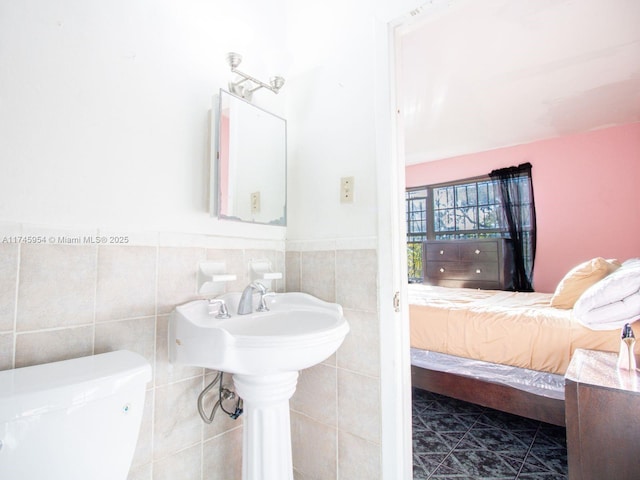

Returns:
211,89,287,226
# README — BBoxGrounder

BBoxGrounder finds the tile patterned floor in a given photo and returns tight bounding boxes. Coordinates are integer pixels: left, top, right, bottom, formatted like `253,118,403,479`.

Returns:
413,389,568,479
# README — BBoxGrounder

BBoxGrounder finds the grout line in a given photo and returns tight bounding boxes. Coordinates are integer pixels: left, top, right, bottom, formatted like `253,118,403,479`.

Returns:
91,245,99,355
515,423,541,479
429,413,482,479
12,243,21,369
152,245,160,480
153,245,159,389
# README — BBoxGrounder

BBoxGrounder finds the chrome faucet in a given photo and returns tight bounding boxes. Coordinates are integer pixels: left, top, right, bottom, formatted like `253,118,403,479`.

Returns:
237,281,267,315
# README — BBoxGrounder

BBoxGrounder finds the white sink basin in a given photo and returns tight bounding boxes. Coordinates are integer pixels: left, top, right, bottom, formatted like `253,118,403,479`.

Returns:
170,292,349,480
169,292,349,375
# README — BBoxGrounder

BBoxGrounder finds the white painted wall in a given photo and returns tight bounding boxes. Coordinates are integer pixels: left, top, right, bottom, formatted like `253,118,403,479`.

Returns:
284,1,379,241
283,0,423,243
0,0,288,240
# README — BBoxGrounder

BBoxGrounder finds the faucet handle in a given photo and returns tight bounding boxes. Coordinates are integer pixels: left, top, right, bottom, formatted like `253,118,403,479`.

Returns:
208,299,231,319
256,292,277,312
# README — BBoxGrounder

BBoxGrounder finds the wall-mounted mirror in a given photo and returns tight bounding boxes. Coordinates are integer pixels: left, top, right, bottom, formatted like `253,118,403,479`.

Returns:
212,89,287,226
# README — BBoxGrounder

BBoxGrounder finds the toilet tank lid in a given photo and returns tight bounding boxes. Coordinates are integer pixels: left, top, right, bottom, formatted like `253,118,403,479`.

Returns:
0,350,152,422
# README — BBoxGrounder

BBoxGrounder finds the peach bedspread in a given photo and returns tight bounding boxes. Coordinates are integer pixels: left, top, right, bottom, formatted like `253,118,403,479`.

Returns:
409,284,633,375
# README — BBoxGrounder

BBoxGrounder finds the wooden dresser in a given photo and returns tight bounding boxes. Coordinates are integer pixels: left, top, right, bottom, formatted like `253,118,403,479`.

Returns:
565,349,640,480
423,238,514,290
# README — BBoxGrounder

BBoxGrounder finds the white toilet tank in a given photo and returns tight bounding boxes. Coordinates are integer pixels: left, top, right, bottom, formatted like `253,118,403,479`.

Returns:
0,350,151,480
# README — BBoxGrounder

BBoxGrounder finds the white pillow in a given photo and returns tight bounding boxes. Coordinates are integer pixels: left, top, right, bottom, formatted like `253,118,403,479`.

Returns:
574,261,640,330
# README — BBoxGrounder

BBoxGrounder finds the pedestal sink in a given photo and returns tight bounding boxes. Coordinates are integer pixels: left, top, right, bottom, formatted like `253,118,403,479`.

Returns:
168,292,349,480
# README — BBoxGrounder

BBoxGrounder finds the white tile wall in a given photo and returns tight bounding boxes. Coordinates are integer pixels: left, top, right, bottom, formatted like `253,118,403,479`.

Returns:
17,244,96,331
0,244,18,331
288,248,382,479
0,243,380,479
0,242,285,480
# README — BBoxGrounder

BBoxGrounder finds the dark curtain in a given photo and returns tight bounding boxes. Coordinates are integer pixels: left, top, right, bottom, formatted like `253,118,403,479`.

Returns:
489,162,536,291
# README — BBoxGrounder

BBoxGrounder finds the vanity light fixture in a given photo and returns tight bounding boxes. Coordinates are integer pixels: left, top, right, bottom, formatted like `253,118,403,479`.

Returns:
226,52,285,101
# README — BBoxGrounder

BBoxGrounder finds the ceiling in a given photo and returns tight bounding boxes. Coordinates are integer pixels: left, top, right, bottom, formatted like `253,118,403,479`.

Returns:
398,0,640,165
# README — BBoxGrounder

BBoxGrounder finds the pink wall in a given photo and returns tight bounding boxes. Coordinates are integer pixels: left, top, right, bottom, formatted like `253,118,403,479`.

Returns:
406,123,640,293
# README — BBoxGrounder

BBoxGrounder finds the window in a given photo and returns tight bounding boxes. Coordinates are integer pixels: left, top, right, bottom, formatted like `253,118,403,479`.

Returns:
406,187,427,282
430,178,505,239
405,173,535,283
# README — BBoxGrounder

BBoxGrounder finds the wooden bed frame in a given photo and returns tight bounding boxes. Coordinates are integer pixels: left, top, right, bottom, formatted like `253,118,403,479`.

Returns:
412,364,566,427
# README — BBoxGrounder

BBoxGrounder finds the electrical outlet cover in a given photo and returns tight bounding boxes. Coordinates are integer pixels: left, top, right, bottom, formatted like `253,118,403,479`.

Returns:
340,176,354,203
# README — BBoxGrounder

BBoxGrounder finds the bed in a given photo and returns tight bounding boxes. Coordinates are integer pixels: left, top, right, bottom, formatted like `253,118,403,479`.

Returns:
409,257,640,427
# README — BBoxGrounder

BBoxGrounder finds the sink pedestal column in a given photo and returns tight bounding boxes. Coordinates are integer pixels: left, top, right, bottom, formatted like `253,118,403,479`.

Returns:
233,371,299,480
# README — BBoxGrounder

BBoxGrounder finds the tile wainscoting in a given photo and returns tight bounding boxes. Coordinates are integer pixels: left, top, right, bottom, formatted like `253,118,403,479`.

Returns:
0,241,284,480
286,248,382,479
0,241,381,479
